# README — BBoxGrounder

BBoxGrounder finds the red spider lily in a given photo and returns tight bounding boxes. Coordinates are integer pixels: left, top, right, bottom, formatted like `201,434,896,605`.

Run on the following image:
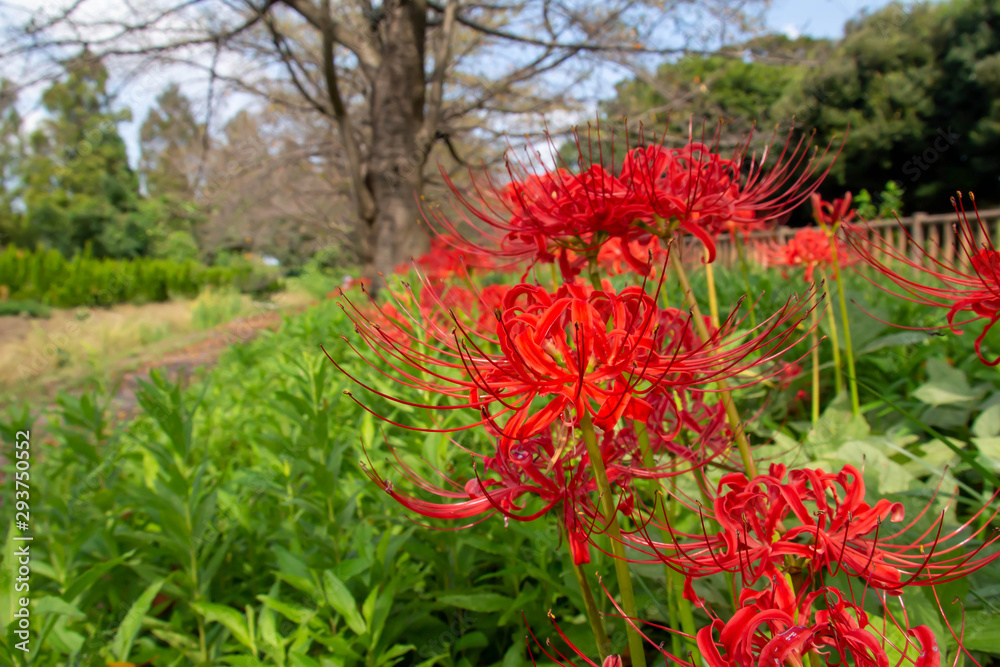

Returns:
327,276,816,452
625,463,1000,600
844,193,1000,365
423,121,842,276
597,236,668,277
622,122,843,262
361,414,711,565
608,389,733,469
527,610,633,667
424,143,651,278
397,233,500,280
718,213,770,243
775,361,803,390
693,576,942,667
757,227,855,281
416,283,510,333
812,191,856,228
534,569,944,667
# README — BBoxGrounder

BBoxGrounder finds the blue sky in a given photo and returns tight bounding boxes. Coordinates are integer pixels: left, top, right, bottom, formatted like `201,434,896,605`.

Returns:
765,0,907,39
5,0,918,167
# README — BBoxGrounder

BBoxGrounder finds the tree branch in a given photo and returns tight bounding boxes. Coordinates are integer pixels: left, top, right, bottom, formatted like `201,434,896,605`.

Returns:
416,0,458,160
319,0,375,220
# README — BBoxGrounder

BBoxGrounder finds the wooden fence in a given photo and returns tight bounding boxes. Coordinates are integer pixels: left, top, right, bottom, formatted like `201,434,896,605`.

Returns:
706,208,1000,269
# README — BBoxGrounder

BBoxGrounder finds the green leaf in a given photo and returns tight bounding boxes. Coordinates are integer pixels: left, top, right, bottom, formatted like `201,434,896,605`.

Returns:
453,631,489,651
62,551,135,602
33,596,85,619
288,653,322,667
333,558,370,583
376,644,415,667
975,436,1000,471
974,403,1000,438
110,578,166,661
192,601,256,652
913,359,983,406
962,612,1000,654
222,657,263,667
437,593,514,613
858,330,930,354
502,641,523,667
275,572,319,600
256,595,315,625
322,570,366,635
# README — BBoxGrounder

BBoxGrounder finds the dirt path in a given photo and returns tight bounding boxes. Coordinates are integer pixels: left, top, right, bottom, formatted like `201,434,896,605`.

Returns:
1,300,314,421
108,308,295,420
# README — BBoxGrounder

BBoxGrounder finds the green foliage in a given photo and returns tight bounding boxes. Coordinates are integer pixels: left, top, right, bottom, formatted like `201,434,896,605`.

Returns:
780,0,1000,210
191,288,247,330
0,302,600,666
855,180,905,219
0,56,207,262
15,53,145,258
605,35,833,134
0,245,278,308
140,83,202,200
1,263,998,665
603,0,1000,214
0,299,51,318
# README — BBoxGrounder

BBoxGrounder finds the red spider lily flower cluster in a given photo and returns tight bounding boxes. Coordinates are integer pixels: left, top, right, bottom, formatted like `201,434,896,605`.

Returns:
684,577,941,667
321,115,999,667
845,193,1000,365
812,191,856,228
329,266,815,566
535,571,946,667
361,414,716,565
757,226,855,281
597,236,668,277
331,275,813,449
627,463,1000,602
423,123,841,278
396,233,499,281
531,456,996,666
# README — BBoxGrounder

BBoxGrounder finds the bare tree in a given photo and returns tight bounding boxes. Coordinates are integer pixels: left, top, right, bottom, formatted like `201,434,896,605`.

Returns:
4,0,768,280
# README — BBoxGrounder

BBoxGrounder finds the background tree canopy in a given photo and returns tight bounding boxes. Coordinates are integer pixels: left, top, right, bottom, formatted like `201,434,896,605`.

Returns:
601,0,1000,215
4,0,1000,267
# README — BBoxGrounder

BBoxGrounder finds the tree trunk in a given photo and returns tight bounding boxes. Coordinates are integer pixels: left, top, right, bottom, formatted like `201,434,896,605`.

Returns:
364,0,430,285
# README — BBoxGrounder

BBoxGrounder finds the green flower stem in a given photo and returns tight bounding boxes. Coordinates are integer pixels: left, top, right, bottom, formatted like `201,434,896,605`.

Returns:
588,256,604,291
669,249,757,478
733,233,757,328
636,442,700,664
565,522,611,660
828,230,861,415
810,287,821,425
817,268,843,395
581,412,647,667
704,248,721,328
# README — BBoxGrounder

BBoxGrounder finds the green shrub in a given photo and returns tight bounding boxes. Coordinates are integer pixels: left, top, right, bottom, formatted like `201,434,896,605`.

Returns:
0,299,51,318
0,245,281,308
190,287,246,330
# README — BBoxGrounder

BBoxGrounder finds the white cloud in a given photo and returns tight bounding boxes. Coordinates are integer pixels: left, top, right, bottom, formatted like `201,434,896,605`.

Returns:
782,23,802,39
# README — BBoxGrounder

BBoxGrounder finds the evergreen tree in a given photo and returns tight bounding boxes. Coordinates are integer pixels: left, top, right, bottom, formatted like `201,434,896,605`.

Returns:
139,83,202,199
0,79,25,246
18,52,147,257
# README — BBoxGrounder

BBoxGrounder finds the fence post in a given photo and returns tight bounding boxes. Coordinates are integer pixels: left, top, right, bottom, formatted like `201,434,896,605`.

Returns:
910,212,926,264
943,219,956,266
927,221,941,261
895,217,908,257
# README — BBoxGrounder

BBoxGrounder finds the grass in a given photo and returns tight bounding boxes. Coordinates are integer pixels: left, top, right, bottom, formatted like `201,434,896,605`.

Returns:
1,264,998,667
0,287,316,409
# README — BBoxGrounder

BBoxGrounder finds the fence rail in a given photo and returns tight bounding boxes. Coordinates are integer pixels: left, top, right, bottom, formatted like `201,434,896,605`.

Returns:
706,208,1000,269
